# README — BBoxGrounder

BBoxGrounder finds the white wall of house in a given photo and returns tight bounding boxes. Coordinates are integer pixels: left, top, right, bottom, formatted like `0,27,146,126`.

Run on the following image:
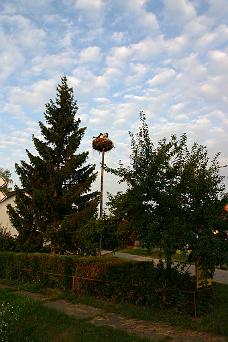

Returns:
0,195,18,236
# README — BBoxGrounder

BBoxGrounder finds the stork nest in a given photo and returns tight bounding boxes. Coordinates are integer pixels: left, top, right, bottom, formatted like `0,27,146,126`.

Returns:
92,137,114,152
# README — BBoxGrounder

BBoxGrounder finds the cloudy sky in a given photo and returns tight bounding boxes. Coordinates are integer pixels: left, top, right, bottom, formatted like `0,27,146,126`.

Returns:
0,0,227,205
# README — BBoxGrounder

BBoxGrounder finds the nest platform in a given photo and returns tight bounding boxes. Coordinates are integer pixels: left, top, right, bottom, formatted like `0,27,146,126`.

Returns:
92,137,114,152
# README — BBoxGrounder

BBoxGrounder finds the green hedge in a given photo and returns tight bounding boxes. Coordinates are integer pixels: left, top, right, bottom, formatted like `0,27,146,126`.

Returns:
78,262,196,309
0,252,123,290
0,252,201,312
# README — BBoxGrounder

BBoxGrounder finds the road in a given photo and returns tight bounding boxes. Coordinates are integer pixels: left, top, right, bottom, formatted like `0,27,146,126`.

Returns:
110,251,228,285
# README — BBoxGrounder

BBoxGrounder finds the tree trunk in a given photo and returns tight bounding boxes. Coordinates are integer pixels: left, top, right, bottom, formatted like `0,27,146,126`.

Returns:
51,241,57,255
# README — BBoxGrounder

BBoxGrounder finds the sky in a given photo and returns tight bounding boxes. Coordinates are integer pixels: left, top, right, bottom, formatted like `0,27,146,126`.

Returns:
0,0,228,207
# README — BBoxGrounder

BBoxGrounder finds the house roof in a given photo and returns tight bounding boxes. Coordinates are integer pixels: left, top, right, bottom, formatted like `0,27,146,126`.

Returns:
3,190,17,201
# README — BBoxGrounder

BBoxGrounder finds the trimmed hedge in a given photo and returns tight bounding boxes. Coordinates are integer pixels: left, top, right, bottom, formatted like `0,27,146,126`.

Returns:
78,262,195,309
0,252,200,311
0,252,123,290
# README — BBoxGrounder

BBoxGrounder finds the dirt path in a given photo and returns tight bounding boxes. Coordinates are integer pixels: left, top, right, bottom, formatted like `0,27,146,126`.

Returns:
0,283,226,342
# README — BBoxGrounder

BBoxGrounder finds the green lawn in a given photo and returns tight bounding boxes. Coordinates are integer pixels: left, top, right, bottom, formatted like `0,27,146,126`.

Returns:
119,248,228,269
62,283,228,337
119,247,189,262
2,279,228,338
0,288,149,342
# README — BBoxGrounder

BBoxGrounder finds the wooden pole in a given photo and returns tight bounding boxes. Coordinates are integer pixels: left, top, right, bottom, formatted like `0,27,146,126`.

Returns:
99,148,105,218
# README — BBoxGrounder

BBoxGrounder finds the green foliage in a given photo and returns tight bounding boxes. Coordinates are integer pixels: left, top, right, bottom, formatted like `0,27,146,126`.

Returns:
0,227,16,251
7,77,99,254
0,252,199,312
107,193,137,248
0,289,146,342
0,298,20,341
0,252,122,290
107,112,228,272
80,261,195,310
80,216,129,251
0,168,13,193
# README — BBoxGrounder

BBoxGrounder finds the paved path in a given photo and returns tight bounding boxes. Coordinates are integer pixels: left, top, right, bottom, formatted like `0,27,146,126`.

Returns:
0,284,226,342
109,252,228,285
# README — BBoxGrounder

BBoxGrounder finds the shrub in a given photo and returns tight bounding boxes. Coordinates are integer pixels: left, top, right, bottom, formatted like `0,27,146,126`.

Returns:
0,252,212,314
79,261,195,308
0,227,16,252
0,252,122,290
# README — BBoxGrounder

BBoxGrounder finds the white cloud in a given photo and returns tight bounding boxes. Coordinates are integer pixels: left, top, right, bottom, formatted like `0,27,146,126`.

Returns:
9,79,57,110
194,24,228,52
164,0,196,24
106,46,132,67
123,0,159,30
2,103,28,121
73,0,105,27
125,63,147,86
79,46,101,63
0,0,228,192
112,31,125,44
0,47,25,81
208,49,228,74
164,35,189,55
69,68,113,97
2,3,17,14
75,0,104,11
184,15,214,38
30,51,76,76
0,14,46,49
148,69,176,86
207,0,228,23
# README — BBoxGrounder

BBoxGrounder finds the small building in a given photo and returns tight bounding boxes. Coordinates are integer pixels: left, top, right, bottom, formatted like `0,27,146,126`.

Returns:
0,191,18,236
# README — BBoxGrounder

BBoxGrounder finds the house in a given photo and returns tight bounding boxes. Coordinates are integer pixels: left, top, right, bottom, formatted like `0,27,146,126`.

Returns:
0,191,18,236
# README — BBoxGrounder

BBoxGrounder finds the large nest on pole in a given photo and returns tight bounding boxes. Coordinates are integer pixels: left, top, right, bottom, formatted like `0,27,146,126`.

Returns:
92,135,114,152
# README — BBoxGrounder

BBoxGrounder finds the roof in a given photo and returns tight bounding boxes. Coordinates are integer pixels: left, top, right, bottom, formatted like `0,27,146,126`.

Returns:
4,190,17,200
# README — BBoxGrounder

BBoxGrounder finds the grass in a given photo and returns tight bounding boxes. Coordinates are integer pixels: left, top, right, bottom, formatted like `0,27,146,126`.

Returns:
1,278,228,338
119,247,228,269
119,247,189,263
0,288,149,342
60,284,228,337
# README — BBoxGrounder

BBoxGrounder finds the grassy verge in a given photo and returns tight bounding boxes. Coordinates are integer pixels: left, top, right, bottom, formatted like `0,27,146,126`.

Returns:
59,284,228,337
0,288,149,342
119,248,228,269
1,279,228,338
119,247,189,263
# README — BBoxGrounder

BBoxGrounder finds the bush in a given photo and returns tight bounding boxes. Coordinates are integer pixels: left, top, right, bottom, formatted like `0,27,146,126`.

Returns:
0,252,122,290
0,227,16,251
0,252,211,314
79,261,195,308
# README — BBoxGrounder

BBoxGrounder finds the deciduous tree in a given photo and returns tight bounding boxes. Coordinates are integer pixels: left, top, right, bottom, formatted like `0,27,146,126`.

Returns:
0,168,13,193
108,112,227,272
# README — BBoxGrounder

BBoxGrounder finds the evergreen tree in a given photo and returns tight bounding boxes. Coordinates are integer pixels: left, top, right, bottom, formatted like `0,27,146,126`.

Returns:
8,77,98,254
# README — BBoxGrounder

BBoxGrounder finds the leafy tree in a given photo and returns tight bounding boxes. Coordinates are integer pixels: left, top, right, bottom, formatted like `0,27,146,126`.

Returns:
0,168,13,193
8,77,99,254
108,112,227,272
107,192,137,248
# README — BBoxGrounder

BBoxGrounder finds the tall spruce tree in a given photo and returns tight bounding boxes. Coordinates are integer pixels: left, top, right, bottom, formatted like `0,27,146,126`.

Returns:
8,77,98,254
